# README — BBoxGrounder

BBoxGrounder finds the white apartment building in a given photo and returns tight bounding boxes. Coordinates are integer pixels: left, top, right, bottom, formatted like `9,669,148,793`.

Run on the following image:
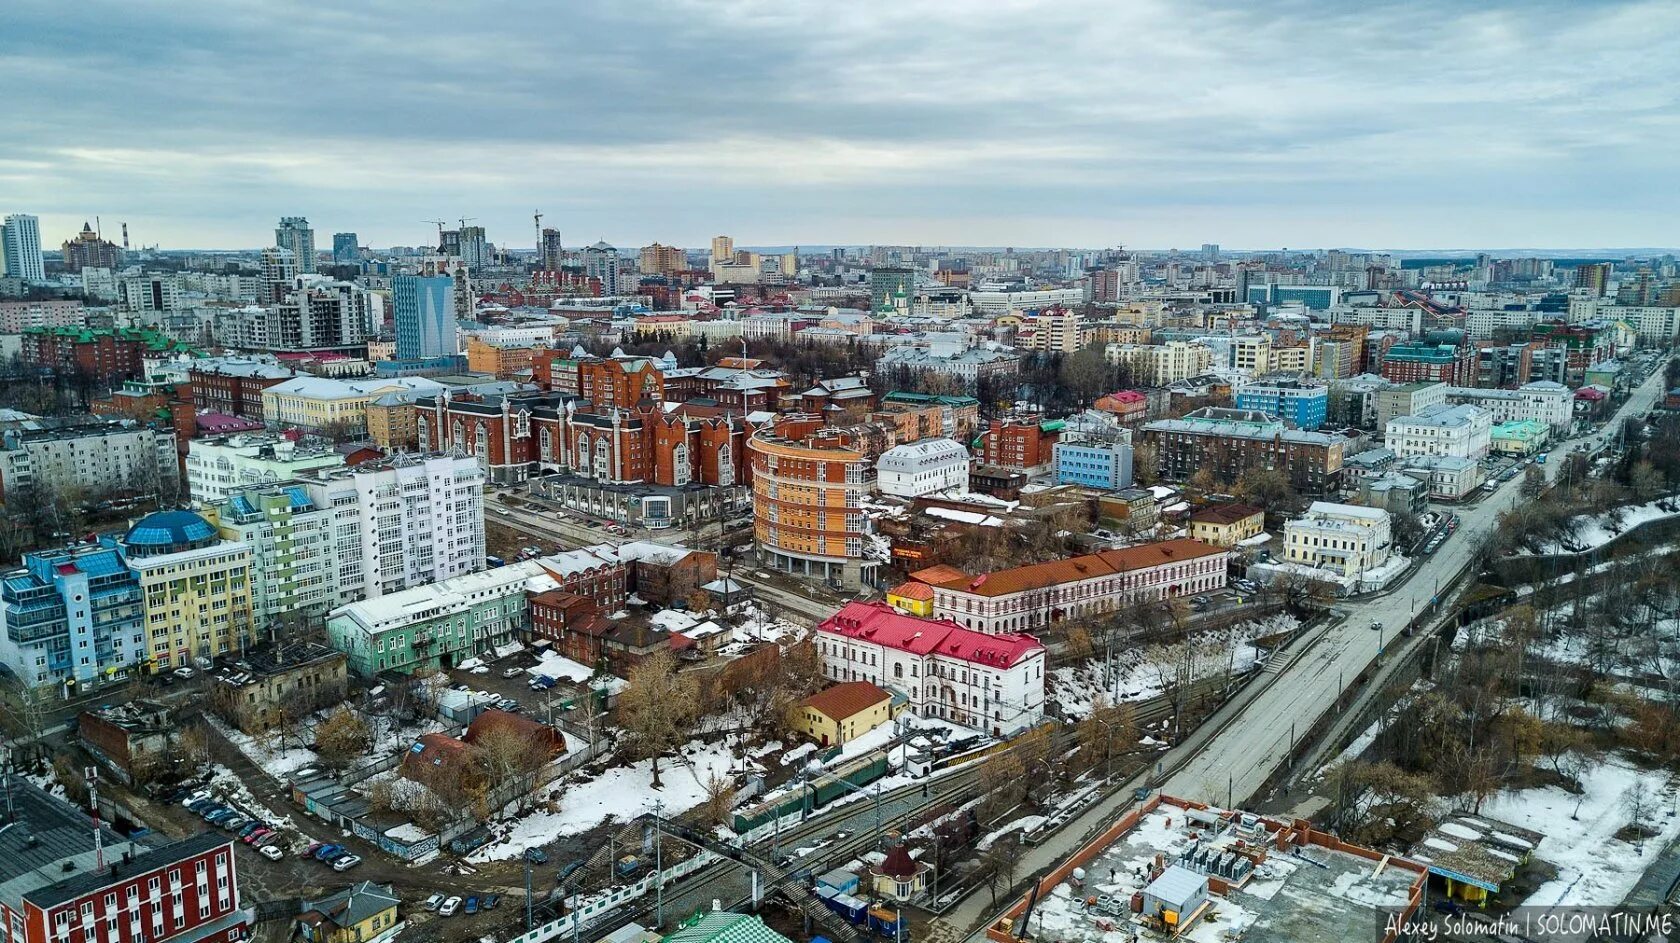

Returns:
876,438,970,498
185,434,347,504
1444,381,1572,433
1104,341,1213,386
1385,403,1493,461
296,453,486,601
1283,502,1394,583
816,601,1046,737
967,288,1085,315
0,419,178,500
1463,308,1543,339
1020,309,1082,353
921,538,1229,634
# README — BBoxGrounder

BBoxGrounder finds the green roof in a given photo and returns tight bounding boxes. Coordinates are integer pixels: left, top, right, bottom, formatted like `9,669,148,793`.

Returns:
664,914,792,943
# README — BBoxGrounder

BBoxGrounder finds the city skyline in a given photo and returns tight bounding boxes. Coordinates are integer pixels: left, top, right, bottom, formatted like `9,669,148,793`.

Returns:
5,0,1680,251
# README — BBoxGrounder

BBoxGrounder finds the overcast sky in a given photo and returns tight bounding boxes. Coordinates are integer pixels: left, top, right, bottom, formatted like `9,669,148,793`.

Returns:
5,0,1678,252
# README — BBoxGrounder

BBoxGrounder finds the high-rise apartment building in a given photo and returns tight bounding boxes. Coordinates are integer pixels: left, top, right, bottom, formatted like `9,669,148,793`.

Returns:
332,232,360,266
1,214,45,281
296,454,486,600
869,266,916,310
639,242,686,275
392,274,456,360
1574,262,1612,297
711,235,734,265
275,216,316,273
60,221,123,272
259,246,297,302
540,228,565,270
582,241,621,294
459,225,490,268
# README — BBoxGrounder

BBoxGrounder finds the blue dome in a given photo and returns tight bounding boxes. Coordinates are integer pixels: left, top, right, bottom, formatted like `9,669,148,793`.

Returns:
125,510,218,556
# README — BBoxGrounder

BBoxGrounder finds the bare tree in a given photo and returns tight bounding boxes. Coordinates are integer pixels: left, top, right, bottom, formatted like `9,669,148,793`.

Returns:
618,650,699,788
313,705,371,769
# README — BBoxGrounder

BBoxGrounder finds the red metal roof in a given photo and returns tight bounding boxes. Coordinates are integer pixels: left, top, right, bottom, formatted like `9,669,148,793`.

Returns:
818,602,1043,668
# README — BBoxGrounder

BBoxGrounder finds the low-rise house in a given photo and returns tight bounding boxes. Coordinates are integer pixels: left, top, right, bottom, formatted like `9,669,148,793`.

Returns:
1398,454,1484,501
1282,502,1395,587
618,541,715,607
878,438,971,498
209,642,348,733
1490,419,1548,456
917,539,1228,634
868,843,932,901
793,680,893,748
297,882,400,943
1186,504,1264,547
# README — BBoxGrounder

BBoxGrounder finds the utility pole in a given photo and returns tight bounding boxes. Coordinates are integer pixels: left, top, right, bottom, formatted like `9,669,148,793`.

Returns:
654,800,664,927
525,854,534,930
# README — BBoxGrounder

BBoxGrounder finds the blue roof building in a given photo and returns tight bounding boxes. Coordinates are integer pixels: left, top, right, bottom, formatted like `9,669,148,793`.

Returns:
0,543,144,690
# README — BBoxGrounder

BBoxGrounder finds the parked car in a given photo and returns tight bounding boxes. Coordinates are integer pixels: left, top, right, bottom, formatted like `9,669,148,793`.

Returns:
482,895,500,910
501,667,523,679
331,855,362,871
425,895,445,912
301,841,325,858
187,799,215,813
496,698,521,712
464,897,480,915
172,667,195,679
313,844,344,861
244,827,272,844
258,845,285,861
525,848,549,864
220,816,249,832
179,790,210,808
237,821,262,837
438,897,462,917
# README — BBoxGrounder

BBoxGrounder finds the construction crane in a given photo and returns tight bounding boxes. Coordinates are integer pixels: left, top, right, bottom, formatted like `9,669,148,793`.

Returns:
423,219,448,248
533,209,543,256
458,216,477,230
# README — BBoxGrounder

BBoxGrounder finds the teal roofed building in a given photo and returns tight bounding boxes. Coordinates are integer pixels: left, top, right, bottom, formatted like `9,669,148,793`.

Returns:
1490,419,1548,456
661,913,794,943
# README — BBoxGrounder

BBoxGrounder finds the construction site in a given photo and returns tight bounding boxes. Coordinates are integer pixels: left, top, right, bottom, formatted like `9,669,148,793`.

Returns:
985,796,1425,943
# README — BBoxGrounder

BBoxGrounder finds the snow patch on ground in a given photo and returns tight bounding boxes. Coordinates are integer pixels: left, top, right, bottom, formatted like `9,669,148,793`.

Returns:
466,739,744,862
1517,496,1680,555
1481,753,1680,909
1049,614,1295,718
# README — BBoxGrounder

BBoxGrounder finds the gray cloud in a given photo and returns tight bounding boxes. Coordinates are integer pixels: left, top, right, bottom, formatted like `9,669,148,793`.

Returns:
3,0,1677,250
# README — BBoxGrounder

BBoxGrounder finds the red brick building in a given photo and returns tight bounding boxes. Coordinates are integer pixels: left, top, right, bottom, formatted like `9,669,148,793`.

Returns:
414,391,752,486
187,361,295,420
19,327,193,383
578,356,665,409
535,546,628,610
0,784,247,943
977,416,1062,472
618,542,718,606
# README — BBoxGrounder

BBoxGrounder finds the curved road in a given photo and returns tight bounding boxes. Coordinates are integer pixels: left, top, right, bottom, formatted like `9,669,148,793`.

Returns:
1165,357,1672,807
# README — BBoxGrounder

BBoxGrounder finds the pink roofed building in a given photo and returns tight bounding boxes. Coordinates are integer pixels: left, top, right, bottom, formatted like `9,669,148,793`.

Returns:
814,601,1045,737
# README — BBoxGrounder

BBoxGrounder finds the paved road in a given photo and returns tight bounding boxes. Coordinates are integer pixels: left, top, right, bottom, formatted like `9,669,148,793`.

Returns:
937,358,1673,942
1162,358,1672,808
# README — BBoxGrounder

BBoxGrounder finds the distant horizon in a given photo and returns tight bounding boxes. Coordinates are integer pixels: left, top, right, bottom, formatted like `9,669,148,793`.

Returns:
6,1,1679,252
63,241,1680,261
